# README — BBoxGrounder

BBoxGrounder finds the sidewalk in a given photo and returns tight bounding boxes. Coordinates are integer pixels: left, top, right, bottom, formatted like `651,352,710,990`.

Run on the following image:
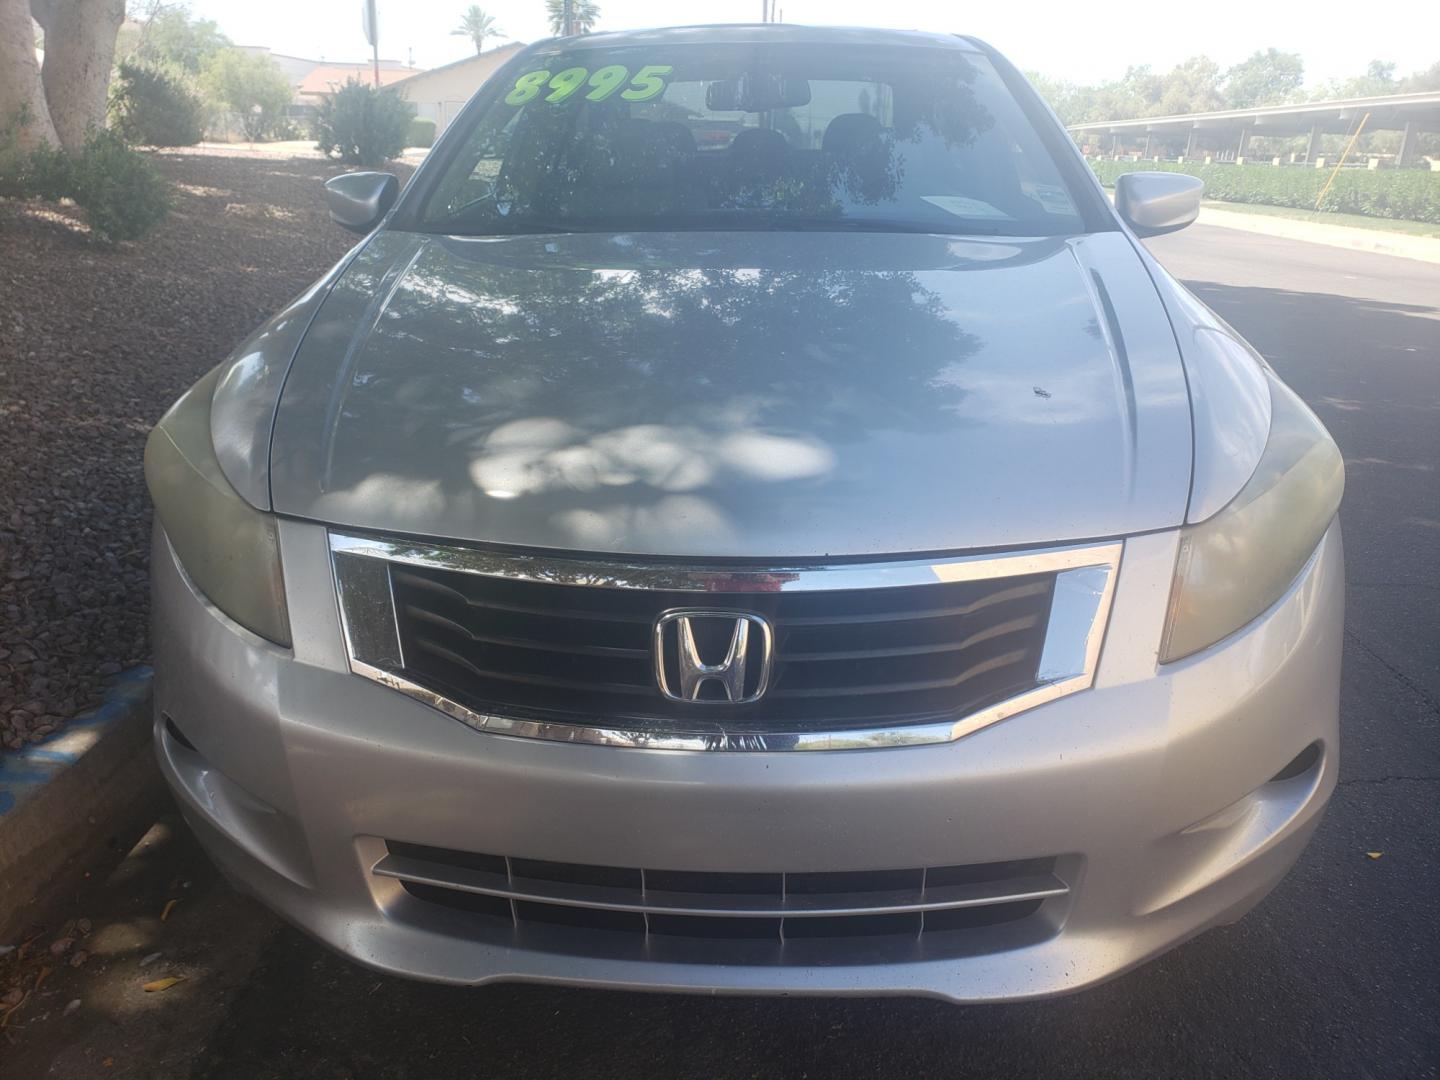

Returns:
1195,205,1440,264
190,141,430,164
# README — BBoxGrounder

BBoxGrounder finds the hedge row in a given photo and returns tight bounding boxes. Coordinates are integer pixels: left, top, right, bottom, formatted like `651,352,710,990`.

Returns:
1087,158,1440,225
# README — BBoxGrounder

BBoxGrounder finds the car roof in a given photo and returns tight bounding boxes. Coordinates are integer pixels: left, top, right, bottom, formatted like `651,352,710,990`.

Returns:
529,24,984,53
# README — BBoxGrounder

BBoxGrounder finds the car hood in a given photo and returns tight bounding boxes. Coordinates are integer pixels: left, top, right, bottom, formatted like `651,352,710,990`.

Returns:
269,228,1192,558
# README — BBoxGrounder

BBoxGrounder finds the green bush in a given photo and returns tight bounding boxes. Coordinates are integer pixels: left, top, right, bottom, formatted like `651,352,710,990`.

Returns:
22,142,75,201
110,62,204,147
1087,157,1440,225
0,127,171,244
405,116,437,148
70,129,173,242
314,80,413,166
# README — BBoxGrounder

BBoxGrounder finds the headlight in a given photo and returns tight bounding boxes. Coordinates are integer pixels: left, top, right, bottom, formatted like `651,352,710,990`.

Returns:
145,367,291,646
1160,372,1343,663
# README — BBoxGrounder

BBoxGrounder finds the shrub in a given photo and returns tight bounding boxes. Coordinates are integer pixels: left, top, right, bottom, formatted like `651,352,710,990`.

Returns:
110,62,205,147
1087,157,1440,225
69,129,173,243
269,117,304,141
406,116,437,148
314,80,413,166
22,142,76,202
0,128,170,243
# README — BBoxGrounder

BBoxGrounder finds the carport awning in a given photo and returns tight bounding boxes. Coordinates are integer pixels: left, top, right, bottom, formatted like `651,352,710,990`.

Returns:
1068,91,1440,137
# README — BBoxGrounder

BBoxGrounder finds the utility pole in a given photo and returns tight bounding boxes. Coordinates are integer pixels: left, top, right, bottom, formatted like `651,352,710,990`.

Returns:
363,0,380,87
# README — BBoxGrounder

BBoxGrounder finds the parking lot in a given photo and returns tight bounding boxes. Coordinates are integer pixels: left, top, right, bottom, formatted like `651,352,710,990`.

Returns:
3,222,1438,1079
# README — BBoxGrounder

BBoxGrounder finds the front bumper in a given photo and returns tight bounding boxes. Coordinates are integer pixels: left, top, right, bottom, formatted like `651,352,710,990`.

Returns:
151,520,1343,1002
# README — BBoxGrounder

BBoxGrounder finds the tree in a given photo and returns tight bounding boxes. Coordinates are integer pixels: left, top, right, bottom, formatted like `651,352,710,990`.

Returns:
119,3,230,74
1222,48,1304,108
200,48,292,141
545,0,599,36
1399,61,1440,93
1024,71,1082,126
451,5,502,55
0,0,53,152
1155,56,1224,116
1,0,127,154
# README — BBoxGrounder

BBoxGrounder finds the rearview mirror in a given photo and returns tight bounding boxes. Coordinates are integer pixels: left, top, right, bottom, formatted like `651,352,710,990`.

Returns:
1114,172,1204,238
324,171,399,234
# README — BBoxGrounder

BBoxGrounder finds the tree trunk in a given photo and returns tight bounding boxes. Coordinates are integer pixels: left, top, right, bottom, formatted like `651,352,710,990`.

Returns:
33,0,125,154
0,0,59,151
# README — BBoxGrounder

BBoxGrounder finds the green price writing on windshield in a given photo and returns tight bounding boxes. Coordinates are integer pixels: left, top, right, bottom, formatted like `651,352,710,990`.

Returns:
504,64,673,106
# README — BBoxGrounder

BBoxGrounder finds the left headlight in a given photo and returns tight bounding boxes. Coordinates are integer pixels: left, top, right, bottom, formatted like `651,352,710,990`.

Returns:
145,367,292,646
1160,371,1343,663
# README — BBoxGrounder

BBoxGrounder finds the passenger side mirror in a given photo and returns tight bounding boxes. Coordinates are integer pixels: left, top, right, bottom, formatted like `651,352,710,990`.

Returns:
1114,172,1204,238
324,171,399,234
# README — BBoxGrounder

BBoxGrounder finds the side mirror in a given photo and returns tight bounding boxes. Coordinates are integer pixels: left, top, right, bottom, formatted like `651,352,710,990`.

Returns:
1114,172,1204,238
324,171,399,234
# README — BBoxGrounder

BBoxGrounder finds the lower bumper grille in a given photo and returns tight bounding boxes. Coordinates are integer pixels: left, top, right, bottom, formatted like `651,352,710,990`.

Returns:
376,841,1069,962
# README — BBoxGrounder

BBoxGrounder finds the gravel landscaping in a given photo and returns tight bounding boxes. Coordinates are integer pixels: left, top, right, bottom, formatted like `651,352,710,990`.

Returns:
0,150,409,751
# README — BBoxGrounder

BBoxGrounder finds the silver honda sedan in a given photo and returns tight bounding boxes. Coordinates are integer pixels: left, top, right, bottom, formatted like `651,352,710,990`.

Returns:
146,25,1344,1002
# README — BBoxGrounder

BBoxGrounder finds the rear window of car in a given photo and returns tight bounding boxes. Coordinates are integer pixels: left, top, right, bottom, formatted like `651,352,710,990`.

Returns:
417,41,1087,237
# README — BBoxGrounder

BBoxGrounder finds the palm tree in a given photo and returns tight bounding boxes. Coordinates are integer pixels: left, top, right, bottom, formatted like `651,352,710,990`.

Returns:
451,6,503,55
545,0,600,35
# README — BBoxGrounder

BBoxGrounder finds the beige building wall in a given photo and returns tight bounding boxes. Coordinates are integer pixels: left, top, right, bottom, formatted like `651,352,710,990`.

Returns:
397,45,524,134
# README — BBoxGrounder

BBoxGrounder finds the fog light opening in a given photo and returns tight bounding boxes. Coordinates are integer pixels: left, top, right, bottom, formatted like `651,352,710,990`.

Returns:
163,713,198,752
1269,741,1323,784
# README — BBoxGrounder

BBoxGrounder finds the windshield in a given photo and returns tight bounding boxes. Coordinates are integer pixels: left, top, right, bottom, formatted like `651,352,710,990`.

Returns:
417,42,1087,237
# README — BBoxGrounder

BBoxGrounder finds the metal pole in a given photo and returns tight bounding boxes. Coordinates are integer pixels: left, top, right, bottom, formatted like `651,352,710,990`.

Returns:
366,0,380,86
1315,111,1369,210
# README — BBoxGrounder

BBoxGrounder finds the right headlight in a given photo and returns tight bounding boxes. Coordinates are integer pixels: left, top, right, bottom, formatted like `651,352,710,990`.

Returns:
1160,372,1343,663
145,367,291,647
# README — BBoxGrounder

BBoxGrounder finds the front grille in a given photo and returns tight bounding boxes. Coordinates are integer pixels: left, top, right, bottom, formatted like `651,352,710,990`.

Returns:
375,841,1068,962
385,562,1055,733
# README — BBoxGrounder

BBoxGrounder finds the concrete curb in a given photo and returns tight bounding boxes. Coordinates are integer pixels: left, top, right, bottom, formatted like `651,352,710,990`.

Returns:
1196,206,1440,264
0,667,164,943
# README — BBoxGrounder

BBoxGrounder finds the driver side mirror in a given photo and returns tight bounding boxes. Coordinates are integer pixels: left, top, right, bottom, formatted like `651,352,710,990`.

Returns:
324,171,399,234
1114,172,1204,238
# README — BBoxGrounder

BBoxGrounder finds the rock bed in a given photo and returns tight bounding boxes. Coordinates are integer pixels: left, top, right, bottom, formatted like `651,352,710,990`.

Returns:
0,150,401,750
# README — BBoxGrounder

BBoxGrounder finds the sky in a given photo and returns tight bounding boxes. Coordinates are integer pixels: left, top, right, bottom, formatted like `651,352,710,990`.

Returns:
187,0,1440,87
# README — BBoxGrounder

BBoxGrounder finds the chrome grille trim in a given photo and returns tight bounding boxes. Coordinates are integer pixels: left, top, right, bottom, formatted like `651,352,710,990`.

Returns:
329,532,1122,752
373,851,1069,918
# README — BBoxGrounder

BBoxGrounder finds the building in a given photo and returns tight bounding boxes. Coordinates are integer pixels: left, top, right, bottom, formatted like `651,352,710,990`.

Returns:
296,64,418,108
393,44,525,134
1067,91,1440,168
234,47,422,124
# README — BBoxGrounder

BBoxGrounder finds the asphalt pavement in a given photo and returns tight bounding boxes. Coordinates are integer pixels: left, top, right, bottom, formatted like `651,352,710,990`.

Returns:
5,224,1438,1079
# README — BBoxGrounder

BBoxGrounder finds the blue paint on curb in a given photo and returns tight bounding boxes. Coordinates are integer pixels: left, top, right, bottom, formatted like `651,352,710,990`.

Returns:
0,666,154,818
24,749,79,763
